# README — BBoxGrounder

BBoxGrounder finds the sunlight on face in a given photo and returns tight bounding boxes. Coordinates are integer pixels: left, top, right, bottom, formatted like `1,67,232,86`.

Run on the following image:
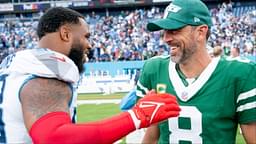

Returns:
165,26,198,64
68,18,91,74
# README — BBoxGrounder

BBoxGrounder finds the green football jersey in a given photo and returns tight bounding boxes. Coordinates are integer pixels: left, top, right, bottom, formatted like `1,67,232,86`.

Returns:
136,56,256,144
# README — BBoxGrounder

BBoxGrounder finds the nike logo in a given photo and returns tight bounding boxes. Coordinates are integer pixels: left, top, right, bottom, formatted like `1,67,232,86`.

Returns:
50,56,66,62
139,101,164,123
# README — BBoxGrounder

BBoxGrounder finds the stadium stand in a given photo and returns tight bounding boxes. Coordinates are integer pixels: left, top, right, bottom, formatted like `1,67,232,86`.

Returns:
0,0,58,3
0,0,255,93
0,1,255,64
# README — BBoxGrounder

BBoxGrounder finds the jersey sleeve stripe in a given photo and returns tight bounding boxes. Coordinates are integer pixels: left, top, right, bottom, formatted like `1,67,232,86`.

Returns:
236,88,256,103
137,81,149,94
236,102,256,112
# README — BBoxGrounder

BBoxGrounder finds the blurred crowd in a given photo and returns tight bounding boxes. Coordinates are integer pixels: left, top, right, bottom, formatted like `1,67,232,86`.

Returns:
0,21,38,62
0,2,255,63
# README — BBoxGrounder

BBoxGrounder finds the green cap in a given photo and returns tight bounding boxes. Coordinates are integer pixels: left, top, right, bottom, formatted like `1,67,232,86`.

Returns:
147,0,213,31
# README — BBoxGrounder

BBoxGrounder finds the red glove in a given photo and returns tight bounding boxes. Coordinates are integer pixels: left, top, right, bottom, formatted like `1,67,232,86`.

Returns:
128,91,180,129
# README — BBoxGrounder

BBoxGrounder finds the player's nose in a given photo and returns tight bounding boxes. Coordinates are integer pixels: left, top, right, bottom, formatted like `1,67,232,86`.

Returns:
163,30,174,43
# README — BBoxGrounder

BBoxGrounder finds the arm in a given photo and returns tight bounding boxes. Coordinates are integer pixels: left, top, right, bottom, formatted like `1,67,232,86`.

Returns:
21,78,135,144
20,78,71,130
238,65,256,144
240,122,256,144
20,78,180,144
142,124,160,144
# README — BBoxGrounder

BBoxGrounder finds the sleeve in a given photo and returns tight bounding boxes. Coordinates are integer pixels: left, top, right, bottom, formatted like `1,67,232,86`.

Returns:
236,63,256,124
30,111,135,144
136,60,152,99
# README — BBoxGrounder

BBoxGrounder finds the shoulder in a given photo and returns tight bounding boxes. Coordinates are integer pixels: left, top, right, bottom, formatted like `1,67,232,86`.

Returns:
20,77,72,129
143,55,170,69
9,48,79,83
221,57,255,69
20,77,72,102
226,56,252,63
20,78,72,115
218,57,255,76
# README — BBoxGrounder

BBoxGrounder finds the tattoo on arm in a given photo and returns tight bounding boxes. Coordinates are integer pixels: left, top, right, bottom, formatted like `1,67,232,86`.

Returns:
20,77,72,129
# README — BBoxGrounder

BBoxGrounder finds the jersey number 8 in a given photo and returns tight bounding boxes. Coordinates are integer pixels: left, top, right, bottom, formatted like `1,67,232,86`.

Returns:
169,106,202,143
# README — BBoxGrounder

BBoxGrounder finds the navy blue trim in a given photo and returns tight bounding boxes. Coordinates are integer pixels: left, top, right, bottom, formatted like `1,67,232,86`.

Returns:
0,109,6,143
67,83,74,107
18,75,37,102
0,74,8,143
72,108,77,123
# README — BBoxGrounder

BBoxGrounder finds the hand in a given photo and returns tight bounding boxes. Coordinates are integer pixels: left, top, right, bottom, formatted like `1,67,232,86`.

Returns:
128,91,180,129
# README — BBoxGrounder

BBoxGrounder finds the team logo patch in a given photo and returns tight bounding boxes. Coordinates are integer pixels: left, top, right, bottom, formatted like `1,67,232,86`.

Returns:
194,17,201,23
181,91,188,100
157,84,167,94
164,3,182,18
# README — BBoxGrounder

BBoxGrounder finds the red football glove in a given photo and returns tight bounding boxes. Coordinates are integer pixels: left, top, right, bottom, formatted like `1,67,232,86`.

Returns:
128,91,180,129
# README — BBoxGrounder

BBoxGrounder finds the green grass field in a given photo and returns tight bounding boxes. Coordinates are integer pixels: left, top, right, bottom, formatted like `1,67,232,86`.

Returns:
77,93,246,144
77,103,121,122
77,92,125,100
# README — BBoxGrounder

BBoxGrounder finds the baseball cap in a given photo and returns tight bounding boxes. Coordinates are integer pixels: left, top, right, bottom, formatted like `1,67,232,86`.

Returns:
147,0,213,31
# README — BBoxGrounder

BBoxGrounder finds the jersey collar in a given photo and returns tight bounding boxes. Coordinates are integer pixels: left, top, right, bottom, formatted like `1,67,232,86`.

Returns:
169,57,220,102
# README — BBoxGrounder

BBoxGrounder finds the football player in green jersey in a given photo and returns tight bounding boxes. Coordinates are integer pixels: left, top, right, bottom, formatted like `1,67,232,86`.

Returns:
136,0,256,143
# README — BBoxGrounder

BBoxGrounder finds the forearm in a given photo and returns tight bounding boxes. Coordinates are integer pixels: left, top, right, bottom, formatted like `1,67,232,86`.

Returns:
142,125,159,144
30,111,135,144
241,122,256,144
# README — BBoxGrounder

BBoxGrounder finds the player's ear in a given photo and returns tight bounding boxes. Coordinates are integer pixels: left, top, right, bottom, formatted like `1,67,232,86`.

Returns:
196,25,208,41
59,25,72,42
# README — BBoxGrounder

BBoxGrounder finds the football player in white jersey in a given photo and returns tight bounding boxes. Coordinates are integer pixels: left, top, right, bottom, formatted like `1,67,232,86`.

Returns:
137,0,256,143
0,7,181,143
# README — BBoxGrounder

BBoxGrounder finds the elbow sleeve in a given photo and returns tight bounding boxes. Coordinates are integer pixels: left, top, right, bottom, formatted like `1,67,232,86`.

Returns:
29,111,135,144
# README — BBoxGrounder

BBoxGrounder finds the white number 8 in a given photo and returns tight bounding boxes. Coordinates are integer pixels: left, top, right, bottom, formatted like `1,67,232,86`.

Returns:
169,106,202,143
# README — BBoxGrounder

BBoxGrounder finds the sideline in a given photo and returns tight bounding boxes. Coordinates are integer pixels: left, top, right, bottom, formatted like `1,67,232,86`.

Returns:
77,99,121,105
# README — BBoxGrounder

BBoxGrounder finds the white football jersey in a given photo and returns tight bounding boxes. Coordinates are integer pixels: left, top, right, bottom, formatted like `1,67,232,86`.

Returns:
0,48,80,143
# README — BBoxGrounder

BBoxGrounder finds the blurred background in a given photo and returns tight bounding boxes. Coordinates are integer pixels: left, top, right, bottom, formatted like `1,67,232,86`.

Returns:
0,1,254,143
1,0,255,94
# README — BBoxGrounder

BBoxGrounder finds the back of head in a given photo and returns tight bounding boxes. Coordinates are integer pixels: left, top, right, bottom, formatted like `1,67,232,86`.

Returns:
213,46,223,57
147,0,212,31
37,7,84,40
230,47,240,57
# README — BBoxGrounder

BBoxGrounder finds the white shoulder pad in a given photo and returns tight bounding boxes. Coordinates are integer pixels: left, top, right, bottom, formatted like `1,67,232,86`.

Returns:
7,48,79,83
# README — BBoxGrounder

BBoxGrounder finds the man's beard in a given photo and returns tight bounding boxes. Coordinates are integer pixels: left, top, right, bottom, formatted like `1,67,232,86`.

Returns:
171,41,197,64
68,43,85,74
